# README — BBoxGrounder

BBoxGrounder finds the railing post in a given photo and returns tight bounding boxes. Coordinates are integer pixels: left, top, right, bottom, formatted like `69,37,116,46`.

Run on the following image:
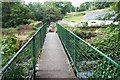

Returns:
57,24,59,35
60,25,61,38
74,33,79,77
33,35,36,80
74,36,76,66
41,30,42,46
64,29,67,47
40,29,42,49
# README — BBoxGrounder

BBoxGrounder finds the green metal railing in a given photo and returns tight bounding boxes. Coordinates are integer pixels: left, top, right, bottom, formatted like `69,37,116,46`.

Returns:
56,23,120,79
0,24,47,80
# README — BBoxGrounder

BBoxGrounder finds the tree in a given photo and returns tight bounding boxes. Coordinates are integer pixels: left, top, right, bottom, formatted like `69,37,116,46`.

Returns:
79,2,90,11
79,2,113,11
44,1,74,15
2,2,34,28
110,1,120,21
43,6,62,24
28,2,65,24
28,2,45,21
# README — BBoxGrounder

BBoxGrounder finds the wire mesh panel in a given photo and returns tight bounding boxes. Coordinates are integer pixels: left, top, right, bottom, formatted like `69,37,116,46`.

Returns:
1,39,34,80
0,24,47,80
56,23,120,79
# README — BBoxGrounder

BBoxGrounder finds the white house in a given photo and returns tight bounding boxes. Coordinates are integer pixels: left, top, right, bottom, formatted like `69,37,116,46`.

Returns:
88,20,119,27
80,11,120,27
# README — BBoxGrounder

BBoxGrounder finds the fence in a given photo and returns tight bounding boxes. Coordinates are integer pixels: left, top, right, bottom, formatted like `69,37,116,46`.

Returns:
56,23,120,79
0,24,47,80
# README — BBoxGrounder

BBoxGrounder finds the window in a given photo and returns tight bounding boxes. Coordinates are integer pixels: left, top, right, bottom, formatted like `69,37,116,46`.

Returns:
91,21,96,23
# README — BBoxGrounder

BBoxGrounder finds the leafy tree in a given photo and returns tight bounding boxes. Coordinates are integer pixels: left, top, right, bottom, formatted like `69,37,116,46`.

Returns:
112,1,120,21
27,2,44,21
79,2,90,11
79,2,113,11
2,2,34,28
43,6,62,24
27,2,65,24
44,1,74,15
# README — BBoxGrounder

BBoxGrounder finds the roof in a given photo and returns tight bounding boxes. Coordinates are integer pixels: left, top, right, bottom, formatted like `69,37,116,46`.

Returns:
81,11,113,22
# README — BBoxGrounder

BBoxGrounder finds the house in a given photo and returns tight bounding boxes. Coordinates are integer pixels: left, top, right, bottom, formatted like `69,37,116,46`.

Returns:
81,12,113,22
88,20,119,27
80,11,119,27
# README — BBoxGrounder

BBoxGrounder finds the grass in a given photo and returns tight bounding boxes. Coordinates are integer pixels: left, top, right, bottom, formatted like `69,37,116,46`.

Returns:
63,12,85,22
63,7,111,22
64,15,84,22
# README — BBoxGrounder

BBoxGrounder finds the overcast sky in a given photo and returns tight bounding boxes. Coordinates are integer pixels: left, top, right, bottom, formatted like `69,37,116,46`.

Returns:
24,0,93,7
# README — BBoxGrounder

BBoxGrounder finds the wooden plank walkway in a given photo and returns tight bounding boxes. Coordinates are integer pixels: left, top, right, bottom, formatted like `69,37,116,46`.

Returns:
36,32,76,79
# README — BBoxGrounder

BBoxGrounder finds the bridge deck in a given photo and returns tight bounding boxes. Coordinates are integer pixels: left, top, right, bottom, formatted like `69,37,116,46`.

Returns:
36,32,76,79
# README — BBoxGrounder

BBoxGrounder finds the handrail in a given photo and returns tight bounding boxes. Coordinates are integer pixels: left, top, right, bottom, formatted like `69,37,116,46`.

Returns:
57,23,120,67
0,37,33,76
56,23,120,79
0,23,47,79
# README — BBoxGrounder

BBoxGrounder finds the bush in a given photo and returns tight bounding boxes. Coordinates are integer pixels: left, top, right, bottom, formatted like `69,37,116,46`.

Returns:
82,22,88,27
73,29,96,39
91,25,120,78
32,21,43,30
1,35,18,66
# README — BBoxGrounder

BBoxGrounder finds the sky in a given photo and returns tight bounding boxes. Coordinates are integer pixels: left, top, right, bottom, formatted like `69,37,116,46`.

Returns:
24,0,93,7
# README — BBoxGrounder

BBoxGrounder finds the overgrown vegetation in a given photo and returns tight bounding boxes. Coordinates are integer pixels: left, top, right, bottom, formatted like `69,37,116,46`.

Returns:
1,35,18,66
71,24,120,79
1,22,43,66
94,25,120,63
91,25,120,78
73,27,97,39
73,25,120,61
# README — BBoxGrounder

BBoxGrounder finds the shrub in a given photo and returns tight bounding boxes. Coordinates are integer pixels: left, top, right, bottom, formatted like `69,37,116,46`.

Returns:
73,29,96,39
1,35,18,66
82,22,88,27
91,25,120,79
